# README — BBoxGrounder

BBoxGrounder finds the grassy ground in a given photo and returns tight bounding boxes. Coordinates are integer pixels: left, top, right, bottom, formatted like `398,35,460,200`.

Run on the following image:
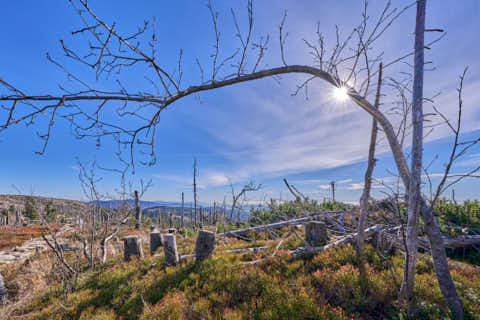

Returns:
3,227,480,320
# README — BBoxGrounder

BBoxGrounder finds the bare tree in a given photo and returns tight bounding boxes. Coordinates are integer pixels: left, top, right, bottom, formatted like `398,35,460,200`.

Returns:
0,0,467,316
283,178,306,203
193,158,198,227
357,63,382,259
399,0,426,311
330,181,336,202
229,181,262,224
181,192,185,228
134,190,141,229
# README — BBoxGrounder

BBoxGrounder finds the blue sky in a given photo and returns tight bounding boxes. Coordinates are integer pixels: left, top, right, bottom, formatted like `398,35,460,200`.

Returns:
0,1,479,204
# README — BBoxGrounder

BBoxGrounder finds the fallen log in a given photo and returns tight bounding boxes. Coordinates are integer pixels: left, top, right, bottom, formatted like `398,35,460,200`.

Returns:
224,211,344,239
226,246,271,254
290,225,381,258
417,234,480,249
240,225,381,265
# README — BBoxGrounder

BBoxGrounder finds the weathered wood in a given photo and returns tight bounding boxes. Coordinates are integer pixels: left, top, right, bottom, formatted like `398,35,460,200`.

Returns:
101,227,119,264
150,232,163,254
291,225,381,258
124,236,143,261
374,228,395,254
181,192,184,228
163,234,179,266
226,246,271,254
240,225,381,266
417,235,480,249
55,243,80,252
224,211,342,239
357,63,382,258
0,272,7,300
195,230,216,262
134,190,141,229
305,221,328,245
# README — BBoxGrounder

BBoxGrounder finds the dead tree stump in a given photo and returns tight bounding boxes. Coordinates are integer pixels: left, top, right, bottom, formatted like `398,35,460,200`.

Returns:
150,232,163,255
374,229,394,254
195,230,216,262
306,222,328,245
124,236,143,261
163,234,179,266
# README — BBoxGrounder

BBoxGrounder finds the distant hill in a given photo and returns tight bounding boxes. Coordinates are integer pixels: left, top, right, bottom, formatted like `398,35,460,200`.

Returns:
0,194,87,217
93,199,214,210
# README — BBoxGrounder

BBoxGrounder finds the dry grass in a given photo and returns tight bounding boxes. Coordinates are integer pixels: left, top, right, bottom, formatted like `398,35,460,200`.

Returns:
0,251,55,319
0,224,61,251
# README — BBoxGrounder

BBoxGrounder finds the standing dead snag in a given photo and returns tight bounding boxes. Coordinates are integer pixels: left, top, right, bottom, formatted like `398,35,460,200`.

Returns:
195,230,216,262
283,178,306,202
181,192,184,228
134,190,141,229
229,181,262,223
330,181,336,202
163,234,179,266
400,0,426,309
193,158,198,228
124,236,143,261
357,63,382,258
0,0,466,316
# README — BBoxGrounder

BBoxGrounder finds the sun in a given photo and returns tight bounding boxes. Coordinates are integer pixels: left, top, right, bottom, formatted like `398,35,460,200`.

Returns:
333,86,349,102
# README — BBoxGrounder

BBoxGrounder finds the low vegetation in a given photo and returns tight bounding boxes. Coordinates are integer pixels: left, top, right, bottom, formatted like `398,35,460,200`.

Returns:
4,238,480,320
2,199,480,319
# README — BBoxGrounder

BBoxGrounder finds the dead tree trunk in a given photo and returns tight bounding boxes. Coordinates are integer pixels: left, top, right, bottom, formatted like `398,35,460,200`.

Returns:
195,230,216,262
421,201,464,319
150,231,163,255
134,190,141,229
225,212,338,238
100,227,118,264
193,158,198,228
400,0,424,311
181,192,184,228
213,201,217,224
0,272,7,301
330,181,336,202
284,178,301,202
305,221,328,245
163,234,179,266
357,63,382,257
124,236,143,261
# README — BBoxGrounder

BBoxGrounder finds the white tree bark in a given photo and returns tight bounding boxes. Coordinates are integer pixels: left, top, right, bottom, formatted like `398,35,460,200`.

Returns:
357,63,382,258
400,0,426,308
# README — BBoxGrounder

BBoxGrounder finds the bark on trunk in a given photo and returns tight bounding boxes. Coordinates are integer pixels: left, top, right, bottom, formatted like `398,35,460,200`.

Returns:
100,227,118,264
400,0,425,310
292,225,382,258
420,200,464,319
181,192,184,228
134,190,141,229
357,63,382,257
224,212,341,239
